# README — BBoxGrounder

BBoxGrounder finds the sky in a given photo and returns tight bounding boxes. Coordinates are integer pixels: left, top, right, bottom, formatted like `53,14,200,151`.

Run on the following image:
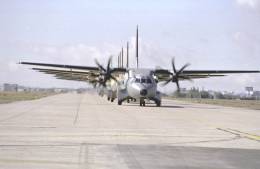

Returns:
0,0,260,92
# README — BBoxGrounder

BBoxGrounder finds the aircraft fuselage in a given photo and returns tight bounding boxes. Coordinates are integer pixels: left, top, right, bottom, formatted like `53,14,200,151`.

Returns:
117,68,161,106
126,75,156,99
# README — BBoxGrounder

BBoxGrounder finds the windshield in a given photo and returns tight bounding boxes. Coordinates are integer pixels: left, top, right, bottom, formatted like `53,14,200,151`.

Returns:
135,77,152,84
147,78,152,83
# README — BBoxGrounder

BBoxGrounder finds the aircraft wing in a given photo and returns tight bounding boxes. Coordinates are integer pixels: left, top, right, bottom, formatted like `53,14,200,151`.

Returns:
19,62,127,84
32,67,100,83
21,61,99,72
154,69,260,82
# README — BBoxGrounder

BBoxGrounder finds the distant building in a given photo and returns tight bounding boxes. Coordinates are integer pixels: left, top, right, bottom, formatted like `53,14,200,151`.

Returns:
17,86,27,92
253,91,260,100
245,87,254,96
3,83,18,92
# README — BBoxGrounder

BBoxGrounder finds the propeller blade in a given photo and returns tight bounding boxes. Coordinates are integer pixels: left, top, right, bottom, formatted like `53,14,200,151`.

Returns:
93,82,97,88
162,78,172,86
95,59,106,72
110,75,118,82
178,63,190,74
107,57,112,71
176,80,180,92
94,56,119,87
163,57,191,92
172,58,177,74
98,78,106,87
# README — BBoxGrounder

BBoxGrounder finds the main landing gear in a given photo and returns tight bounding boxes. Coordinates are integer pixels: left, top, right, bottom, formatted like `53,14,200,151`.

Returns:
139,100,161,107
155,100,161,107
140,100,145,106
108,97,114,102
118,100,122,105
118,98,161,107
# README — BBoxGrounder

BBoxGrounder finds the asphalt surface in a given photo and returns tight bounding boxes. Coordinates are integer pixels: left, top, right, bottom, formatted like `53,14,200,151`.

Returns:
0,92,259,169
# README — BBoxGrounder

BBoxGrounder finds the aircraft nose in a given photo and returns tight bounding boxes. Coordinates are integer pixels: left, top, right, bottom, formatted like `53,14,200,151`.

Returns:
140,89,147,96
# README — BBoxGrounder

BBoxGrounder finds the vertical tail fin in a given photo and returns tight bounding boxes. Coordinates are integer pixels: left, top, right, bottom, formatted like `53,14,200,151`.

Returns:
136,25,139,68
120,51,122,68
127,41,129,68
118,52,121,68
118,54,119,68
121,47,124,68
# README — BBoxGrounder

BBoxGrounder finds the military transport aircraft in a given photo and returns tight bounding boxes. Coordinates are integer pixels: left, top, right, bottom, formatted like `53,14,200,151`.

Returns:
20,26,260,107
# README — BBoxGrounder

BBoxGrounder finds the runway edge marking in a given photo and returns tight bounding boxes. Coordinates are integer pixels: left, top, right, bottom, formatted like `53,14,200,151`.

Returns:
217,128,260,142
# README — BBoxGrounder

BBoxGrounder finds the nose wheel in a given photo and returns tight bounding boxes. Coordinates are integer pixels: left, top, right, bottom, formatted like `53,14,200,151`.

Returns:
140,100,145,106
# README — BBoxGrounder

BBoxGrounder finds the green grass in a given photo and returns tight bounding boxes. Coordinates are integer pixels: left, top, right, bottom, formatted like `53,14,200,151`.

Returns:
0,92,54,104
168,97,260,110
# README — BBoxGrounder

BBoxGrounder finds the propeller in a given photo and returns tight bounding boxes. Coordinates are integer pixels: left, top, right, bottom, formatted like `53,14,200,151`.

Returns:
94,57,118,87
91,80,99,88
162,58,191,92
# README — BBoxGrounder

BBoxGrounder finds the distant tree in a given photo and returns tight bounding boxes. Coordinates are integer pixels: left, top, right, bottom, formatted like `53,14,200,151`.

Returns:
214,92,225,99
200,90,211,99
188,87,201,98
172,91,186,98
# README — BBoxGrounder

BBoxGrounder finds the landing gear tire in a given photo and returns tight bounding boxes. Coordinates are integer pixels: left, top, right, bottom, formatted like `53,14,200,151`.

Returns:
140,100,145,107
156,101,161,107
118,100,122,105
111,98,114,102
107,97,110,101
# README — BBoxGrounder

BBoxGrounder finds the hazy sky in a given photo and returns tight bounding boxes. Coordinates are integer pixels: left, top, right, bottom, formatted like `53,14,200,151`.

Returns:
0,0,260,92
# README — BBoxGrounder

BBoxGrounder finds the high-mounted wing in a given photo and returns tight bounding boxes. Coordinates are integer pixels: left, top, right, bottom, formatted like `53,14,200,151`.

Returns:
19,60,127,86
20,62,100,71
31,67,100,85
154,69,259,81
154,58,260,91
154,69,260,80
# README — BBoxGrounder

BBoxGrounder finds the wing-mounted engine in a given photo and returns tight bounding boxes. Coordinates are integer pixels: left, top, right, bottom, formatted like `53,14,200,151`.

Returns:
161,58,191,91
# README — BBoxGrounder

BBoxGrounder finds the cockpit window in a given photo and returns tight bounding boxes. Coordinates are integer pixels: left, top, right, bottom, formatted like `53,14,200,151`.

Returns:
147,78,152,83
135,78,141,83
135,77,152,84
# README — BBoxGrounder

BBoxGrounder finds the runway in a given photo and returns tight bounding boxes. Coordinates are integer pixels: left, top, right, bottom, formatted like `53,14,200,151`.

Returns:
0,92,259,169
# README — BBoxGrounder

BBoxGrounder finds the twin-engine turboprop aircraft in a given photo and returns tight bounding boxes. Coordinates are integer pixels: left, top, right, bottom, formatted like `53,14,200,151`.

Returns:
20,26,260,107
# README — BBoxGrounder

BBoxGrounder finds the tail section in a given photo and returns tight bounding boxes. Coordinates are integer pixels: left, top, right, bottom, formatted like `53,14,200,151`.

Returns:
127,41,129,68
136,25,139,68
